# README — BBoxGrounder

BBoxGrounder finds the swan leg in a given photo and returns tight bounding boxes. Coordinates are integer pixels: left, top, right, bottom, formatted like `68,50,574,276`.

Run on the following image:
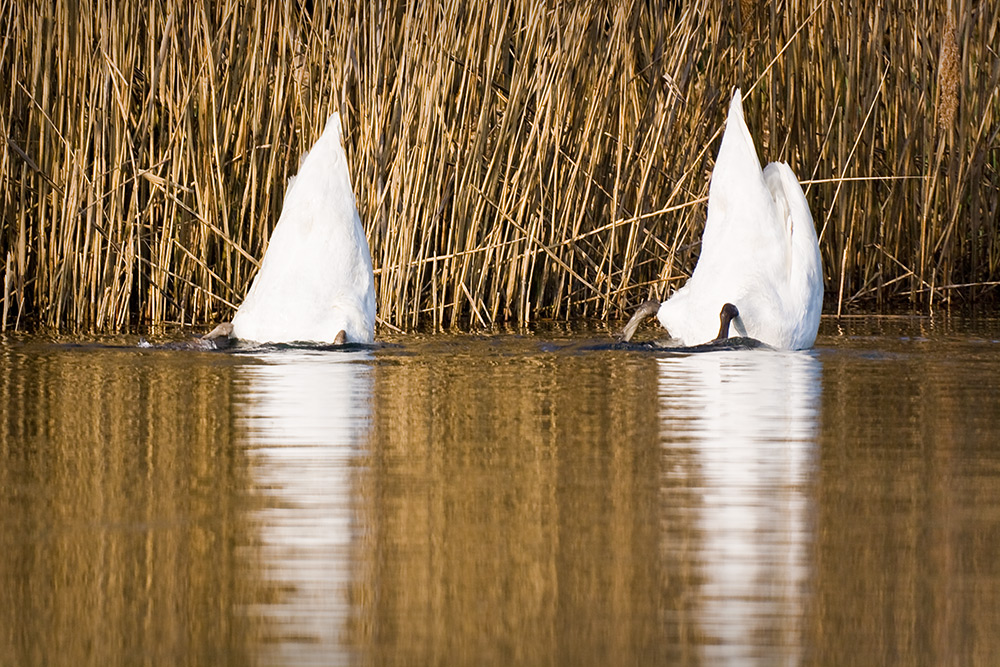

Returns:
334,330,347,345
713,303,740,342
619,300,660,342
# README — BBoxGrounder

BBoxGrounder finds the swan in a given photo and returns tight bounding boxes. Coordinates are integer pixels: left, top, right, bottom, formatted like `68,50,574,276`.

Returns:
620,88,823,350
206,113,376,346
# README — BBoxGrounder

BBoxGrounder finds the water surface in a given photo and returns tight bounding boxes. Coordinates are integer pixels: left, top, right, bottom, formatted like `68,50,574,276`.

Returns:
1,317,999,665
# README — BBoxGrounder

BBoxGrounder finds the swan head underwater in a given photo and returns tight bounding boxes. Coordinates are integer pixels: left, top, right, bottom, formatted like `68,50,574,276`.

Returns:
619,88,823,350
203,113,376,347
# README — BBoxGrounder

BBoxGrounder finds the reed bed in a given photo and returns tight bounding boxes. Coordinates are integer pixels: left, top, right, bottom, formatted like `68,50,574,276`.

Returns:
1,0,998,332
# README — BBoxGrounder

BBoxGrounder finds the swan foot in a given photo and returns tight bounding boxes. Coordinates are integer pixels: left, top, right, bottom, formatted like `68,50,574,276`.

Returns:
712,303,739,342
618,300,660,342
334,330,347,345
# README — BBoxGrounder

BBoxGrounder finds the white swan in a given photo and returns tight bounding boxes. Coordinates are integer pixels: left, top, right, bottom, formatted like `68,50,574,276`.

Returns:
621,89,823,350
209,113,376,345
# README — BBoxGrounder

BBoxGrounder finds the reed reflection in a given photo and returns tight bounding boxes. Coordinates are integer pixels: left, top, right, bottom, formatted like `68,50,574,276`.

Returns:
350,344,673,664
657,349,821,664
236,348,374,666
0,343,256,665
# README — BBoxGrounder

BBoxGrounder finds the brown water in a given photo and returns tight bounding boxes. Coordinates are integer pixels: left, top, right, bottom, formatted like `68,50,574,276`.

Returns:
1,317,999,666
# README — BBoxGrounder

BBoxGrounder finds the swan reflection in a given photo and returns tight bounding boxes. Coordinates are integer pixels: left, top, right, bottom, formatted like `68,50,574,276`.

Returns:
237,348,373,665
658,349,821,664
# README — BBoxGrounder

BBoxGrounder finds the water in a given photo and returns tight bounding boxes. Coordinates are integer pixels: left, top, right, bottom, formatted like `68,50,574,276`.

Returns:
2,317,1000,665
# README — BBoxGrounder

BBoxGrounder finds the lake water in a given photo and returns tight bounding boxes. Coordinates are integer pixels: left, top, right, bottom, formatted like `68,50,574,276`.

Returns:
2,317,999,665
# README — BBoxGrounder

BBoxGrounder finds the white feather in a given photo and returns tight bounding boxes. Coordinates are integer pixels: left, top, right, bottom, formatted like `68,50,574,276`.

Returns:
656,89,823,350
232,113,376,344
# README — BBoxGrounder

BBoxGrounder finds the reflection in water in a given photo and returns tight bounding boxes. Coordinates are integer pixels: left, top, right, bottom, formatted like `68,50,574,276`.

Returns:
811,332,1000,665
657,349,821,664
236,348,373,666
348,343,673,664
0,342,258,665
5,322,1000,664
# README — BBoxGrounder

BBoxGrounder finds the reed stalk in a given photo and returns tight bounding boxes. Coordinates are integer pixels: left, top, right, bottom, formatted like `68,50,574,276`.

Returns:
2,0,998,332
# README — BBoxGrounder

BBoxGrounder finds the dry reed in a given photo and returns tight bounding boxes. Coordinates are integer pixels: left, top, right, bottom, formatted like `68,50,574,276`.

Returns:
1,0,998,332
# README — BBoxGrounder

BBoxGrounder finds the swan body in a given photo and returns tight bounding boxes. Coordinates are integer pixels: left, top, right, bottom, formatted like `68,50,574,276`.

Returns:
230,113,376,344
654,89,822,350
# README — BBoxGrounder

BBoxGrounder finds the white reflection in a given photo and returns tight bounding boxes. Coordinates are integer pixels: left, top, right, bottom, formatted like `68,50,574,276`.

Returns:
237,348,373,666
658,349,821,665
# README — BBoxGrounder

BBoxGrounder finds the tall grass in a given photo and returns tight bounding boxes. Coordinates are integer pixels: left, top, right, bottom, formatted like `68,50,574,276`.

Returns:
2,0,998,332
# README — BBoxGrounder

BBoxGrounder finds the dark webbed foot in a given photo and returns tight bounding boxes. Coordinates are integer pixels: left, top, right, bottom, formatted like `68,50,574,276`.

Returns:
713,303,739,342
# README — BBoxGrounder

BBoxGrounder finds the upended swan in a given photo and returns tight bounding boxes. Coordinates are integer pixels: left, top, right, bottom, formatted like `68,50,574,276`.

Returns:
205,113,376,346
621,88,823,350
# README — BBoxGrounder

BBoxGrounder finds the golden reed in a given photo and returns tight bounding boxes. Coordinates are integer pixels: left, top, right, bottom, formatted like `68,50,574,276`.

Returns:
1,0,997,331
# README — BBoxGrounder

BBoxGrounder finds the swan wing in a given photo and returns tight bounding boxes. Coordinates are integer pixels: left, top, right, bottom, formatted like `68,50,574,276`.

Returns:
232,113,376,344
762,161,823,348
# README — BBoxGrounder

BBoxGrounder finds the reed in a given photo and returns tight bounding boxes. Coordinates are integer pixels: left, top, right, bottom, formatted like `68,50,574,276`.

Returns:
2,0,998,332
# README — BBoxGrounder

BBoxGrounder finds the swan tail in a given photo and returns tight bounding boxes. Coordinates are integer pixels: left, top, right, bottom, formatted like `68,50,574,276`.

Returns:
702,88,775,254
714,89,764,185
323,112,344,142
